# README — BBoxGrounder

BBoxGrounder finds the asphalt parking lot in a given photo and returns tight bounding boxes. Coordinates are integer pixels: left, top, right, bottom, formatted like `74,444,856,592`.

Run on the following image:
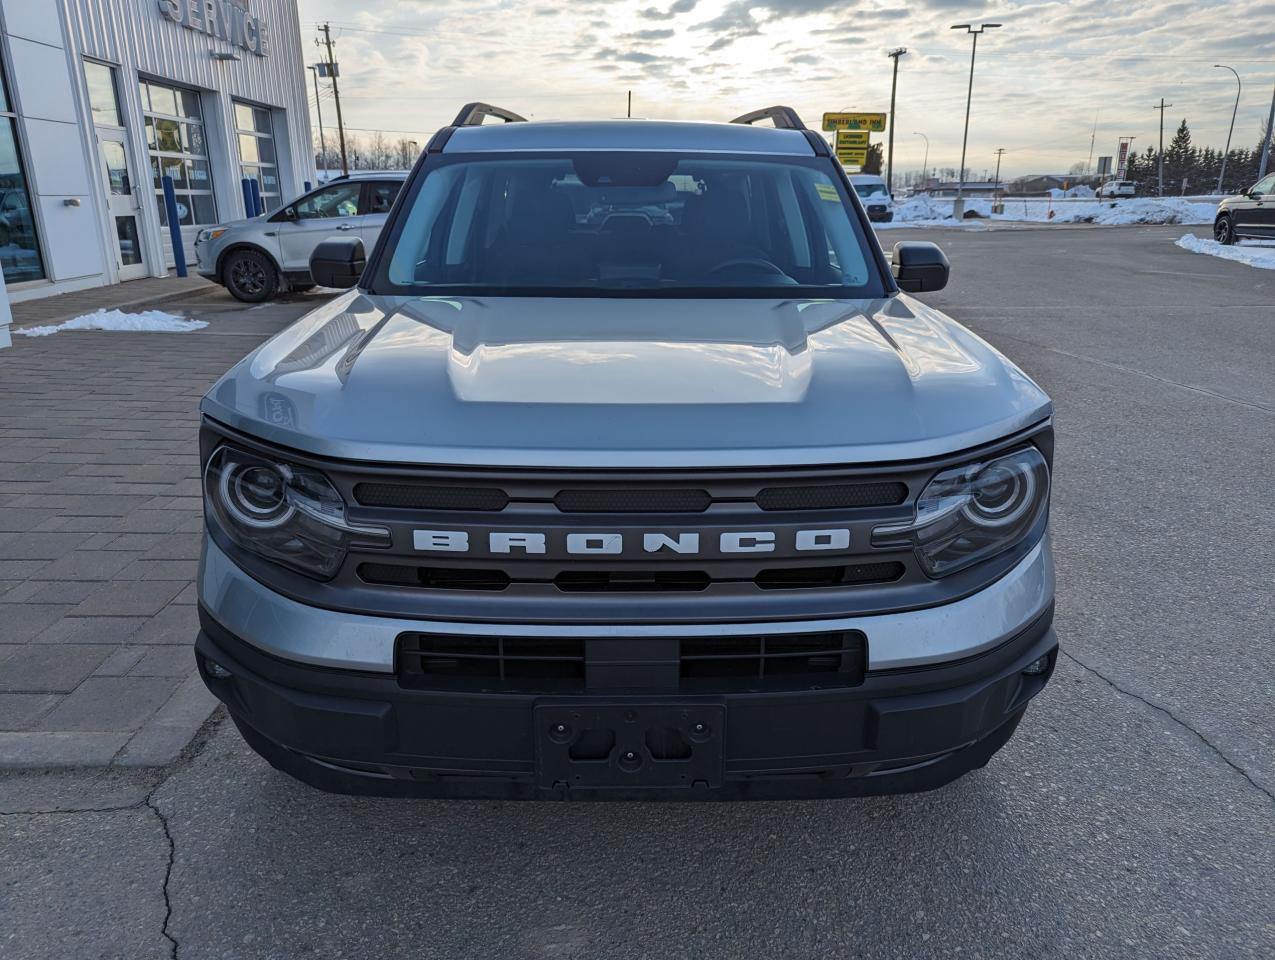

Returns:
3,224,1273,960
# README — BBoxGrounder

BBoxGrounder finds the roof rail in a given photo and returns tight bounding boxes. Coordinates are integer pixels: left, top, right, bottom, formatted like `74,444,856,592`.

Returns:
730,106,807,130
452,102,527,127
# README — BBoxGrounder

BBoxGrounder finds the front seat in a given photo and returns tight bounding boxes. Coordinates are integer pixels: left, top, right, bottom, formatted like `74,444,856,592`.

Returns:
500,189,588,285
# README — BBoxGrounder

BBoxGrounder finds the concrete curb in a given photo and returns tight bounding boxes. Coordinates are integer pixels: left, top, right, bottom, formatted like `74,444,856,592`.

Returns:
0,674,219,769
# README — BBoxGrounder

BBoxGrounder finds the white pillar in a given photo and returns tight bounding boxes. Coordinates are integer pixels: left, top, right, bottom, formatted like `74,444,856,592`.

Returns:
0,266,12,349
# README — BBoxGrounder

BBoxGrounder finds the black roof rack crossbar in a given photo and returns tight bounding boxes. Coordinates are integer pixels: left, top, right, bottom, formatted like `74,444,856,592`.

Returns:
730,106,807,130
452,102,528,127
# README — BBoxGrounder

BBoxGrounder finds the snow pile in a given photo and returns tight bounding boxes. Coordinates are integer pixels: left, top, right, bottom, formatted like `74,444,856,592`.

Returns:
1175,233,1275,269
882,195,1216,227
16,308,208,337
1049,198,1216,225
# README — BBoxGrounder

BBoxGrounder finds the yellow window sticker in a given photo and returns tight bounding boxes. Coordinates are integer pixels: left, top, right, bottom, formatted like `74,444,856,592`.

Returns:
815,183,840,201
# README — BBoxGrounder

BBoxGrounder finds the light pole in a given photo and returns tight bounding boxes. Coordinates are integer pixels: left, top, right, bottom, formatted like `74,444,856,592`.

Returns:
1214,65,1241,193
951,23,1001,203
885,47,907,196
1154,98,1172,196
914,131,930,188
1260,77,1275,179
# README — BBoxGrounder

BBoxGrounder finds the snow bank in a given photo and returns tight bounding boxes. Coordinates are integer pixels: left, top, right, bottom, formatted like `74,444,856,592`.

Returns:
1175,234,1275,269
16,308,208,338
883,194,1216,227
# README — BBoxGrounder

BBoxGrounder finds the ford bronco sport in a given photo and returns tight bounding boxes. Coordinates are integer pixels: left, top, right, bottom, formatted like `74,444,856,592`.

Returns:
196,104,1057,800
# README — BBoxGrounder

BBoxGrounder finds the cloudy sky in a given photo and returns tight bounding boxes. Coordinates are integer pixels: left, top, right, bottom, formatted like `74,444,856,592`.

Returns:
295,0,1275,178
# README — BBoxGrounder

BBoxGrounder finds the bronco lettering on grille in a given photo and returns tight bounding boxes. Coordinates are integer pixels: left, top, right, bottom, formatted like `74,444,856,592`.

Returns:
411,529,852,556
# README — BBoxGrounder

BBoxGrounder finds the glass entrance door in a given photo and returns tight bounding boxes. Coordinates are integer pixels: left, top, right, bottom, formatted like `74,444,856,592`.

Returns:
97,126,148,280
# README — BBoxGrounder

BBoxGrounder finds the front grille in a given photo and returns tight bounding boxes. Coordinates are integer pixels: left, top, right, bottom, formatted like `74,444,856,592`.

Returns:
396,631,867,692
755,482,907,511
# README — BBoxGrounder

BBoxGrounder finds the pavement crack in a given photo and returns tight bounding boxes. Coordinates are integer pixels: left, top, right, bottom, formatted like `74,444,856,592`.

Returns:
1061,650,1275,806
146,789,180,960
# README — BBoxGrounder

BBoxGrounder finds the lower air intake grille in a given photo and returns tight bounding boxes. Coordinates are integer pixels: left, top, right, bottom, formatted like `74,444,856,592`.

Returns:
399,634,587,688
359,563,510,591
680,631,866,683
755,562,905,590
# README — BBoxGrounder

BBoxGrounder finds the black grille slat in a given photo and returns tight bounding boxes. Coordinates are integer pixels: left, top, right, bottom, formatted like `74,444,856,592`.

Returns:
755,562,905,590
354,483,509,511
554,489,712,513
755,482,907,511
359,562,511,591
554,570,712,592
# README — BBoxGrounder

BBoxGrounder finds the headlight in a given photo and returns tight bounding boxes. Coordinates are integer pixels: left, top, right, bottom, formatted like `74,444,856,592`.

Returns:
204,445,389,579
873,446,1050,577
196,227,227,243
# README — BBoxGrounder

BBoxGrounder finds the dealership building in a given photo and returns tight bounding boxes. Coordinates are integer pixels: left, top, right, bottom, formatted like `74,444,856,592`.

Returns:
0,0,313,342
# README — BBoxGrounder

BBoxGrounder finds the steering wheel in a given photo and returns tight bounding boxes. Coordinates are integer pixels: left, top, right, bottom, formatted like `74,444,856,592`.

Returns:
707,258,791,281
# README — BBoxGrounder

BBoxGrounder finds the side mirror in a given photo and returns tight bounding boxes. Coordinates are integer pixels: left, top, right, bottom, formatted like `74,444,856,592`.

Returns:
891,241,950,293
310,237,366,289
283,206,298,221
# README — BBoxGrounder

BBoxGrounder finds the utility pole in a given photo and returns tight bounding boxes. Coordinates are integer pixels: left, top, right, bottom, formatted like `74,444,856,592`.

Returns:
627,90,632,118
1154,98,1172,197
308,65,327,177
951,23,1001,206
318,23,348,176
885,48,907,196
1260,77,1275,179
993,147,1006,205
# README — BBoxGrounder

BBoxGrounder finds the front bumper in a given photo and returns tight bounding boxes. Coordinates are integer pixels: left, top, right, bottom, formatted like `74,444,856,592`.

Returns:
196,600,1056,800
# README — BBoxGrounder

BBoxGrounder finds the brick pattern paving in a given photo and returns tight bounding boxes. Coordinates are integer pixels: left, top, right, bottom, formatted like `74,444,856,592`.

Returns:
0,317,280,766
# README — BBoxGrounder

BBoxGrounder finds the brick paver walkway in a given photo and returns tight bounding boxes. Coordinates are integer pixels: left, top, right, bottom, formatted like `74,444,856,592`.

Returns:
0,290,319,766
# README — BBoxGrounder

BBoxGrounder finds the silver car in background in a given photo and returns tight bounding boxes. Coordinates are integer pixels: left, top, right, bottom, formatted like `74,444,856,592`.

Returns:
194,172,407,302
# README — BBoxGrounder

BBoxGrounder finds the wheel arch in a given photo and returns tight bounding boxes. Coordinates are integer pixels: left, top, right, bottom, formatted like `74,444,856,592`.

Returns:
215,242,282,283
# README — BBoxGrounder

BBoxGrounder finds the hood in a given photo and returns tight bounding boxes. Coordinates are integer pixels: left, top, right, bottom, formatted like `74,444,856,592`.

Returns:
201,293,1051,468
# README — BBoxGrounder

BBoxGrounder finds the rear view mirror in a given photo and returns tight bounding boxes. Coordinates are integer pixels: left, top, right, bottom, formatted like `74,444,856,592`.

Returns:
891,241,950,293
310,237,366,289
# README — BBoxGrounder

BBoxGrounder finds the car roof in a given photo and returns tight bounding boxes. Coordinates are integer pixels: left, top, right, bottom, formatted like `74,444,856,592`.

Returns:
443,120,817,157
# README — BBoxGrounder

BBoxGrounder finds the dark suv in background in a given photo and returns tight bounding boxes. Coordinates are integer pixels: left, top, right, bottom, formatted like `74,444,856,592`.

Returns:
1214,174,1275,244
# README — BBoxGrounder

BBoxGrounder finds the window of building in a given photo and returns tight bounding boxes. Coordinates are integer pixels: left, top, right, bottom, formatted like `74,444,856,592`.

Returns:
140,79,216,227
235,102,280,212
0,55,45,283
84,61,121,127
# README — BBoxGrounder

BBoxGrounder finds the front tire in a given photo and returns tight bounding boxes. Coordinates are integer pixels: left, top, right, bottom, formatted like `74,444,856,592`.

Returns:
1214,215,1236,246
223,249,278,303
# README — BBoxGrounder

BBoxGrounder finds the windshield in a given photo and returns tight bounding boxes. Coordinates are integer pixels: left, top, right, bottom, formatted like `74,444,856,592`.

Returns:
375,152,886,298
854,182,889,198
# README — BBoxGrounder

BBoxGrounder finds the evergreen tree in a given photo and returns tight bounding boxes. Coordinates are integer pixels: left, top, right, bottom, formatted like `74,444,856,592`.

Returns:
1165,119,1192,194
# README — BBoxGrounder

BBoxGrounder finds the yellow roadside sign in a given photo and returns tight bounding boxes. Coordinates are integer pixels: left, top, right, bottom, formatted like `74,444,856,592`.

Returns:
836,130,870,148
835,146,868,166
823,112,887,132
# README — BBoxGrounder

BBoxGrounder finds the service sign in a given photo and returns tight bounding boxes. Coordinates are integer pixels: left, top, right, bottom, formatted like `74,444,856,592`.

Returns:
157,0,271,57
823,112,887,132
836,130,870,148
835,147,868,166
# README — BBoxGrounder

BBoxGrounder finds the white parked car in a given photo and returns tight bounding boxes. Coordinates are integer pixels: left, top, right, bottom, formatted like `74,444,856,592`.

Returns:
1097,180,1136,199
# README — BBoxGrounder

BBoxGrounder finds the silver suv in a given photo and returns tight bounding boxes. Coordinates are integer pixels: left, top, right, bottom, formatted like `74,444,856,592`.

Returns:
194,172,406,302
196,104,1057,800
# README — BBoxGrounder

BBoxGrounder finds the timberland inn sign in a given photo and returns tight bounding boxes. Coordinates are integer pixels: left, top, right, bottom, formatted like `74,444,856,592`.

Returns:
157,0,272,56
